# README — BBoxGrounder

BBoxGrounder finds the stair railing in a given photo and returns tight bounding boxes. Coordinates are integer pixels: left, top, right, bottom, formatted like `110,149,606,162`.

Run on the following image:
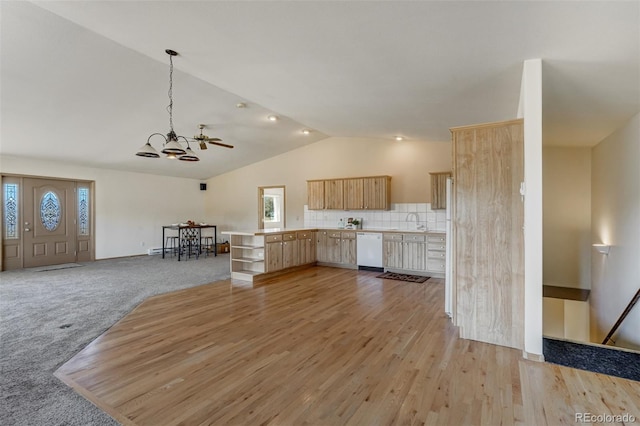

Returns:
602,287,640,345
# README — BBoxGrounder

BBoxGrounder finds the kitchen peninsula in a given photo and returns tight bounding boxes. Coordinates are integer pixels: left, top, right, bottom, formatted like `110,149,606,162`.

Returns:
222,228,446,283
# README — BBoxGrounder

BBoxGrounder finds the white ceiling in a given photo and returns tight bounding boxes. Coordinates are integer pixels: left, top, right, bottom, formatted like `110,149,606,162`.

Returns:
2,1,638,180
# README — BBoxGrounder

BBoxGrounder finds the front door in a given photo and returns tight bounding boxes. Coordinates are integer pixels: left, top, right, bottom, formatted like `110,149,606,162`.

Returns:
22,178,77,268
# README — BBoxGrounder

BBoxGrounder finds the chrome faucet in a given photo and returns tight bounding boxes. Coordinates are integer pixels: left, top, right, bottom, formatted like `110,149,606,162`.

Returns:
405,212,425,230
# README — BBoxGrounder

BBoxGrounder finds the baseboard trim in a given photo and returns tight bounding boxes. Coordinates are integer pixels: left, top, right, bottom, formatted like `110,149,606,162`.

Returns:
523,350,545,362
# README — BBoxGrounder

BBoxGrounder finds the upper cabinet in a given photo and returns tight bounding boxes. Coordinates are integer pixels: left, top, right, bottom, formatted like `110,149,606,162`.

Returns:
363,176,391,210
324,179,344,210
429,172,451,210
344,178,364,210
307,180,325,210
307,175,391,210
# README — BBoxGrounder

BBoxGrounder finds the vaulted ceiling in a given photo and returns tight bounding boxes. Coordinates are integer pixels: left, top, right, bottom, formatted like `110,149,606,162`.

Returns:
2,1,638,180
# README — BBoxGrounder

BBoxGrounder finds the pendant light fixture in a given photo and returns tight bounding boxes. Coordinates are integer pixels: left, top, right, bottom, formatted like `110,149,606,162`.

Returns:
136,49,199,162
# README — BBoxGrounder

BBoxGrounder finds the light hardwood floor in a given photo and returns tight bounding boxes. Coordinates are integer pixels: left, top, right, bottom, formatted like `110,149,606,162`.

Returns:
55,267,640,425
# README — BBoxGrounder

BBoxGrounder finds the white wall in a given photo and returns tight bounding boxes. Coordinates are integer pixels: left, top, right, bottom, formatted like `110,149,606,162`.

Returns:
543,147,591,289
0,155,205,259
590,113,640,350
205,136,452,233
518,59,544,359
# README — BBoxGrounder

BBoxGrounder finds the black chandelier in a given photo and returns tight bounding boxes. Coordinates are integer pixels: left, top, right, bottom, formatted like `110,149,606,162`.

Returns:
135,49,199,162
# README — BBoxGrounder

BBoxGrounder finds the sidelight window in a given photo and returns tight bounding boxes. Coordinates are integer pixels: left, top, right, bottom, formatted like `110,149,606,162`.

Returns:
3,183,18,239
78,187,89,235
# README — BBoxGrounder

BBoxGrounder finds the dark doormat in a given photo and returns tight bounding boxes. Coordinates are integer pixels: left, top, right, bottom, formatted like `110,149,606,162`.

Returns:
376,272,429,283
543,337,640,382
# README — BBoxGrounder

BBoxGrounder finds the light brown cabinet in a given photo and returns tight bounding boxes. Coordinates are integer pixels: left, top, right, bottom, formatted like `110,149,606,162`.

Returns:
317,230,342,263
307,175,391,210
324,179,344,210
363,176,391,210
344,178,365,210
265,234,283,272
325,231,342,263
317,230,356,265
426,233,446,274
316,231,330,262
383,233,403,269
282,233,298,269
340,231,357,265
384,233,443,273
307,181,325,210
402,234,427,271
297,231,316,265
430,172,451,210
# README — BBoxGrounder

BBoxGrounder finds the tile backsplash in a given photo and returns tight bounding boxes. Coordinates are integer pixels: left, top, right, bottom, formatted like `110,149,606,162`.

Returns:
304,203,447,232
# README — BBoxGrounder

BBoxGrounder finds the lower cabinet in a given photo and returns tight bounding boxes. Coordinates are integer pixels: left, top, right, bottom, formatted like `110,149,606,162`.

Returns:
317,230,356,266
316,231,331,263
267,233,299,272
297,231,316,265
402,234,427,271
282,233,298,269
326,232,342,263
383,233,403,269
426,233,446,274
265,234,283,272
340,231,357,266
384,233,442,274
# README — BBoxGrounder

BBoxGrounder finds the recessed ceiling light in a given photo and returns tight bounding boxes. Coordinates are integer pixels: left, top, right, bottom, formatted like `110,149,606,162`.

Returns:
268,115,278,122
236,102,247,108
302,129,311,135
395,136,404,141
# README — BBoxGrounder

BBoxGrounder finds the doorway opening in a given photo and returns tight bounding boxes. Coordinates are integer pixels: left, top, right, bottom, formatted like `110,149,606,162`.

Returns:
258,186,285,230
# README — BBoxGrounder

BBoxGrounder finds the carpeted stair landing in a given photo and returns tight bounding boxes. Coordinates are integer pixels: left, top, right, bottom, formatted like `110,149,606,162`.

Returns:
543,337,640,382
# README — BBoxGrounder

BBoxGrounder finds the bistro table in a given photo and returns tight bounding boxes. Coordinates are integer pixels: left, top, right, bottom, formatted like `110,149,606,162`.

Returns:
162,224,217,261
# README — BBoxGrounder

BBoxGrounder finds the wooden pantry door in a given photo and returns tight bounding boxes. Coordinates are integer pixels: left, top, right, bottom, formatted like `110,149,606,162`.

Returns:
451,119,524,350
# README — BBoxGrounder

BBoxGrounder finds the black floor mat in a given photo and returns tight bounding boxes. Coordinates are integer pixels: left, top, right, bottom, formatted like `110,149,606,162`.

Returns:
543,337,640,382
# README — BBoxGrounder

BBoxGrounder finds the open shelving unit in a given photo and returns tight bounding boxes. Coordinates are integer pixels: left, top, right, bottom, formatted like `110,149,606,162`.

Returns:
230,234,265,281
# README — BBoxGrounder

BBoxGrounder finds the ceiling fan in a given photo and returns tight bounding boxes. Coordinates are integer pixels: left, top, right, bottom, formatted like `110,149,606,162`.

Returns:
192,124,234,150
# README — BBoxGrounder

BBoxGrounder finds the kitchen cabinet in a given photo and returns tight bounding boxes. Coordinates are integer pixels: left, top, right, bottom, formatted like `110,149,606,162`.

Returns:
316,231,357,266
316,231,331,262
324,179,344,210
282,233,298,269
307,180,325,210
426,233,446,274
340,231,357,265
402,234,427,271
297,231,316,265
307,175,391,210
430,172,451,210
363,176,391,210
383,233,403,269
265,234,283,272
326,231,342,263
344,178,364,210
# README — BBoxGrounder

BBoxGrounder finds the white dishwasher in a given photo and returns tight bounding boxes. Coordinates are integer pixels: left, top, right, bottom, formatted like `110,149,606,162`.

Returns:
356,232,383,269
